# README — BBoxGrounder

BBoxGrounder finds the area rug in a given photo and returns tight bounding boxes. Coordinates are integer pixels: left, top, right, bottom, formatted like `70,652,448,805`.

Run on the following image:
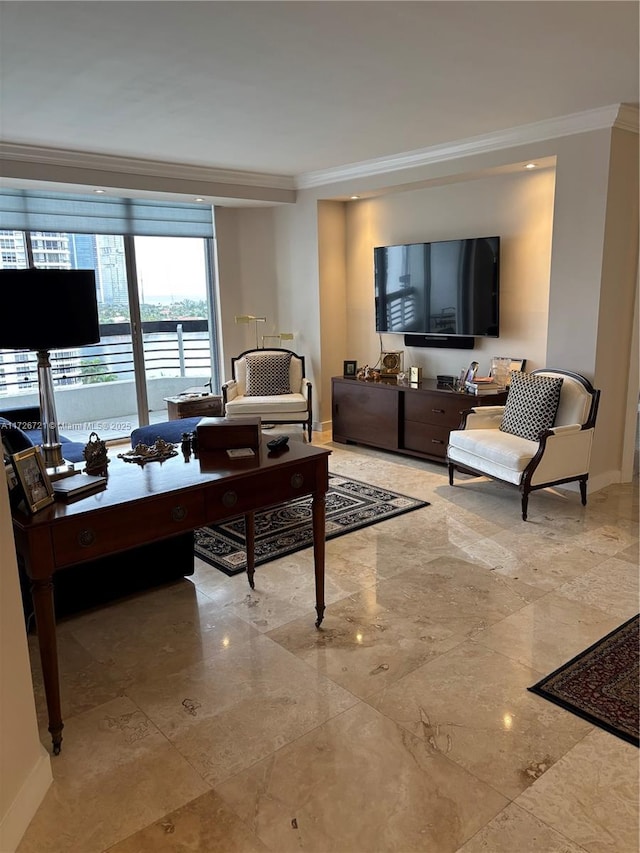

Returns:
528,614,639,747
194,474,428,576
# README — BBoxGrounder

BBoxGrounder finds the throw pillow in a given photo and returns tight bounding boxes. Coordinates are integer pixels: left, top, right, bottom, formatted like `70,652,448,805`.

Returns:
245,352,293,396
499,372,563,441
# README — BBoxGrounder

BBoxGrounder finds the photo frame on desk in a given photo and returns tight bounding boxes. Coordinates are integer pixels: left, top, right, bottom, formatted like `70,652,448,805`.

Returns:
509,358,526,372
343,360,357,378
11,446,55,513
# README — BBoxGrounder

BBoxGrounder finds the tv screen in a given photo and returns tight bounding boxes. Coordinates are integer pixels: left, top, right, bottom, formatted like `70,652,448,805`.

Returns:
374,236,500,337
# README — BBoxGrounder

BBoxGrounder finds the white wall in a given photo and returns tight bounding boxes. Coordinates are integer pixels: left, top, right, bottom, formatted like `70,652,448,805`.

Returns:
266,125,637,487
0,482,52,852
343,168,556,384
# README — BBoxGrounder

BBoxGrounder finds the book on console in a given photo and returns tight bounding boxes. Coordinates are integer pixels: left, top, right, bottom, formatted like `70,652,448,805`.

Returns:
465,381,505,395
52,474,107,501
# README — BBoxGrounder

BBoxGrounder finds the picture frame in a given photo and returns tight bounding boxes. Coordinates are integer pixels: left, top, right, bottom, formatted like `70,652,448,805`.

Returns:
11,446,55,513
464,360,479,384
509,358,526,372
343,360,357,378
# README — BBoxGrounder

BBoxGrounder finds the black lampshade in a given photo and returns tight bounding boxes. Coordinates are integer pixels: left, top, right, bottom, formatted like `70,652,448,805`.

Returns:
0,269,100,350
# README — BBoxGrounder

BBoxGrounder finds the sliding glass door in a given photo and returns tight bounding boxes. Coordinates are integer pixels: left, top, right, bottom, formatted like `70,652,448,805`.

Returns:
0,228,218,442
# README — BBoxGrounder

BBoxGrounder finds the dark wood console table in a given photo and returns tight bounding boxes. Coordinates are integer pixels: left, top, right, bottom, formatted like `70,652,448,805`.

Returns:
332,376,508,463
11,441,330,754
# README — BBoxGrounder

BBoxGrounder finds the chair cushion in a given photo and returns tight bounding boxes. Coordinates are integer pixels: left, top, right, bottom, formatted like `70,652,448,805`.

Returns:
448,428,538,485
226,393,308,416
245,352,293,396
499,371,563,442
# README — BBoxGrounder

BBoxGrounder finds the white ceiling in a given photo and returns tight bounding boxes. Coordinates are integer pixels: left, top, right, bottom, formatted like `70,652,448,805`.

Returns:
0,1,638,185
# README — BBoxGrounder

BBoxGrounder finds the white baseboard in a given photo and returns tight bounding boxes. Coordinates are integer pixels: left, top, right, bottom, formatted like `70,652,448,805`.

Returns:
0,747,52,853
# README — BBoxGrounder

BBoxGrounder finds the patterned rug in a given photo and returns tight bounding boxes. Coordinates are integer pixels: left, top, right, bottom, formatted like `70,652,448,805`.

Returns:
528,614,639,746
194,474,428,576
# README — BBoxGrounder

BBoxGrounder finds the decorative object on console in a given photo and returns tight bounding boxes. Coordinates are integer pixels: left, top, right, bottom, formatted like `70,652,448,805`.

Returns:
356,365,381,381
343,360,357,378
490,356,513,387
463,360,479,385
83,431,110,477
409,366,423,384
380,350,404,377
0,268,100,479
118,438,179,465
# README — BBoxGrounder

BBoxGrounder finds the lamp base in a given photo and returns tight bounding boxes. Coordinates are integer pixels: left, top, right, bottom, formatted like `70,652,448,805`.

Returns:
46,462,78,482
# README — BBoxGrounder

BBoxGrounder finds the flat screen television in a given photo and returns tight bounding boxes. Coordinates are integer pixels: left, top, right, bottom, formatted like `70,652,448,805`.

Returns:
374,236,500,338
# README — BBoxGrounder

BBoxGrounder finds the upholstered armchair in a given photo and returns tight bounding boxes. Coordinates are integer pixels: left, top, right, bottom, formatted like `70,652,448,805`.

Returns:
222,348,313,441
447,369,600,520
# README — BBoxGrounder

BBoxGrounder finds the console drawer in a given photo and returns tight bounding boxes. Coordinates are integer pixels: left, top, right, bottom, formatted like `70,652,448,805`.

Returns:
404,392,467,428
52,490,206,565
403,422,451,458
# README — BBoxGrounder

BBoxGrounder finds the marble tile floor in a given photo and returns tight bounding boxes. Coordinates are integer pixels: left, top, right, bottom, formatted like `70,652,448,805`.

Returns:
17,430,639,853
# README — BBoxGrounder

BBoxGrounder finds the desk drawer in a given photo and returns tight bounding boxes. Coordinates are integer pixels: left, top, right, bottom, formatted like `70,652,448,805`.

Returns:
204,458,324,520
52,490,206,565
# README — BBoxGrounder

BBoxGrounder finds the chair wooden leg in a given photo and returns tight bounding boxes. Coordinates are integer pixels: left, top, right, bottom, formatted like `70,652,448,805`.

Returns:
448,463,455,486
579,477,588,506
521,489,529,521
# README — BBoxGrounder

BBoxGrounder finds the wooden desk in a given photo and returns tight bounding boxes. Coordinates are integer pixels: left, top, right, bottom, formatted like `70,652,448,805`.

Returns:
12,442,330,754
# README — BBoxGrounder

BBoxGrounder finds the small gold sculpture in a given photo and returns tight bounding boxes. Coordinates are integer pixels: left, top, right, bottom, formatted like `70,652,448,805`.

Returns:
83,431,110,477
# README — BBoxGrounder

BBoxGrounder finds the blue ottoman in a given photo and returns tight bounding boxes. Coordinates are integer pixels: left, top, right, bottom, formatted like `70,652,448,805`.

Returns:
130,417,204,448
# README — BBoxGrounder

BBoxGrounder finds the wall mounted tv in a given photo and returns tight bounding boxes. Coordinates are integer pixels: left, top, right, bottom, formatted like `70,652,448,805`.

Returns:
374,236,500,340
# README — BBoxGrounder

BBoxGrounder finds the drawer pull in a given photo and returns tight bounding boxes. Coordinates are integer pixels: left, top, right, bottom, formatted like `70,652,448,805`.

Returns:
431,408,445,414
222,491,238,508
77,529,96,548
431,438,444,444
172,505,187,522
291,473,304,489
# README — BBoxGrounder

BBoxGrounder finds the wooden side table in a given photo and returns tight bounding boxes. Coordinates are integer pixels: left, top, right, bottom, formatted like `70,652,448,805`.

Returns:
164,394,223,420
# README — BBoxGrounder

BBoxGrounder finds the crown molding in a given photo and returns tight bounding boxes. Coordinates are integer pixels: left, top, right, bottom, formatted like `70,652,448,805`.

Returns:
297,104,637,189
0,142,296,192
614,103,640,133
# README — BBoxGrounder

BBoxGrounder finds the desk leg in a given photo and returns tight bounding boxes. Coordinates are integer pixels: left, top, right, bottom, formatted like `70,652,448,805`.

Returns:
312,491,326,628
31,577,63,754
245,512,256,589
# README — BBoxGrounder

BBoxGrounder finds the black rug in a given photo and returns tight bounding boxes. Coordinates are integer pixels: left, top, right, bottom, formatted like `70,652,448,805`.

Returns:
194,474,429,576
529,614,639,747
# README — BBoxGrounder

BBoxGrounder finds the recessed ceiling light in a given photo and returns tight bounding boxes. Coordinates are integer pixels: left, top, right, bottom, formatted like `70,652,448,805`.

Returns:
525,163,537,170
94,189,106,194
194,197,205,202
350,195,360,200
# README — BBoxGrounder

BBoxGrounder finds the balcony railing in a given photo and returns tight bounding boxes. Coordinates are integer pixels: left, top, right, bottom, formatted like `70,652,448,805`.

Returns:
0,320,214,438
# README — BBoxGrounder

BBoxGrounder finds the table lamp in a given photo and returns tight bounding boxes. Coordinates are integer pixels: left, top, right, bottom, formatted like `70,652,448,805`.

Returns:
0,268,100,477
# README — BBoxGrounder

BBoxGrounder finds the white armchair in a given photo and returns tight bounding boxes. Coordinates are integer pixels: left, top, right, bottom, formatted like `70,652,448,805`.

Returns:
222,348,313,441
447,369,601,520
